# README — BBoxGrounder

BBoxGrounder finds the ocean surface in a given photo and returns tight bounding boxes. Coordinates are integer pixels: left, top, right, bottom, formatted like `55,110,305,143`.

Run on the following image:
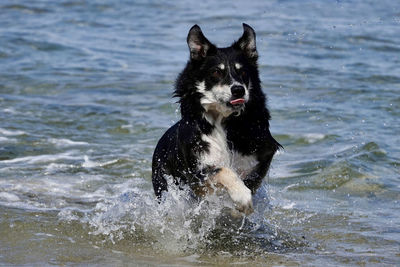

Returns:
0,0,399,266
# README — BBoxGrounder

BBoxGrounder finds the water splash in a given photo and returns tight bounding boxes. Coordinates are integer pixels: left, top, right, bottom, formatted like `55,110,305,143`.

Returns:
58,178,307,256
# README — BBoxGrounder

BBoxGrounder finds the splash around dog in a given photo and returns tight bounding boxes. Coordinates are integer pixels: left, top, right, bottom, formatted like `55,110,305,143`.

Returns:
152,24,281,215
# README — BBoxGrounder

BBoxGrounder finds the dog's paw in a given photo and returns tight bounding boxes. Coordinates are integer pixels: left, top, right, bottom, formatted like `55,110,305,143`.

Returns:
228,185,253,215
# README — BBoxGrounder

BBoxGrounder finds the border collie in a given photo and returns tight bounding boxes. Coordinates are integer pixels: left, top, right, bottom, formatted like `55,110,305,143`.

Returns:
152,24,281,215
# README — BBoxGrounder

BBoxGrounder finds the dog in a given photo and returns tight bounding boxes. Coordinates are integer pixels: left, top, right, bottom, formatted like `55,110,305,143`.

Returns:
152,24,281,215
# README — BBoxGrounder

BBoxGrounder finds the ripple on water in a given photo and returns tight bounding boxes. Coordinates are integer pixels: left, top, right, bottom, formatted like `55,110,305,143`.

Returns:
277,142,389,196
0,4,51,14
274,133,334,146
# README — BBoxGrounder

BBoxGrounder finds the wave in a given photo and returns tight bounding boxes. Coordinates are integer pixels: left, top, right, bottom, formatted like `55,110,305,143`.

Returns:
48,138,89,148
0,4,50,14
0,127,26,136
275,142,390,196
1,151,80,164
0,136,17,143
276,133,329,145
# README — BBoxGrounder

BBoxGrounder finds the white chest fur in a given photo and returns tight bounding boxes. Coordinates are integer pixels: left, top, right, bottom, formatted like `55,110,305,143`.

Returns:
198,115,258,179
199,119,231,168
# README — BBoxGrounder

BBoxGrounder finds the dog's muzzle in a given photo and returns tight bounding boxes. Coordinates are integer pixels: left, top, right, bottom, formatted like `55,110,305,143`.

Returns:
229,85,246,106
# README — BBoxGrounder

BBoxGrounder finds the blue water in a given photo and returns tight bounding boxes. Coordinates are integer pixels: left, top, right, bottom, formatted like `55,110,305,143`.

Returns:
0,0,399,265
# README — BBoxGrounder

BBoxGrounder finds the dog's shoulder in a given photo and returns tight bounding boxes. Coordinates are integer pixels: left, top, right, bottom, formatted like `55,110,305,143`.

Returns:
153,122,180,163
225,106,281,157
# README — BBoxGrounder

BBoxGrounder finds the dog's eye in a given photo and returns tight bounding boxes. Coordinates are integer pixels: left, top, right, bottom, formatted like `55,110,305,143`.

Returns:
241,70,247,77
212,69,223,79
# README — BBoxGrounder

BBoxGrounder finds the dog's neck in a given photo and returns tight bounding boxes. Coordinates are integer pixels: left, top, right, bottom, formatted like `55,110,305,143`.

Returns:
203,111,223,126
202,103,233,126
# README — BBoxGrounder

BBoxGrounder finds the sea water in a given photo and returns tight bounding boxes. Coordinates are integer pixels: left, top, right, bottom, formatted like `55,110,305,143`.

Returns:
0,0,399,265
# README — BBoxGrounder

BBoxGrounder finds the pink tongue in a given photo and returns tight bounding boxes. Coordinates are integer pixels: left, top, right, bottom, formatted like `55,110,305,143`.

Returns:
230,98,245,105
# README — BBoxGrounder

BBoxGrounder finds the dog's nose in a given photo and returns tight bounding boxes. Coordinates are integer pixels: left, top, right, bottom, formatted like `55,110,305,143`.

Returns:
231,85,245,98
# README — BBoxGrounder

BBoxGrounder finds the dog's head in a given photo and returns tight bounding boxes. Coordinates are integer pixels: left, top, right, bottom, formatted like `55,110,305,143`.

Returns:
177,24,261,120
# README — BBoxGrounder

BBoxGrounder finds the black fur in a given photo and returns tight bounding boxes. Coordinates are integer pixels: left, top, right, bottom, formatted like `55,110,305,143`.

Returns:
152,24,281,199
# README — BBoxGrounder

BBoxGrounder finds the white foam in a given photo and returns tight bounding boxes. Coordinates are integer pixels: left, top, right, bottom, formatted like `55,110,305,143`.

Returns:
82,182,229,249
0,192,20,202
44,163,73,174
0,166,276,254
281,183,300,192
48,138,89,147
303,133,326,143
1,151,79,164
82,155,97,168
58,177,274,253
0,172,112,212
0,136,17,143
2,108,18,114
82,155,119,168
0,128,26,136
121,124,133,129
282,202,295,210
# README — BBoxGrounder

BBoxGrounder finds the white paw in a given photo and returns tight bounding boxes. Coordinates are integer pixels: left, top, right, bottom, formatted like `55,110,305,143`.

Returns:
228,185,253,215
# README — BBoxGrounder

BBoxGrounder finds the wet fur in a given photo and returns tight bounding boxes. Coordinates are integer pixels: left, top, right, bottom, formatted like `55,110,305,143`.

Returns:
152,24,281,214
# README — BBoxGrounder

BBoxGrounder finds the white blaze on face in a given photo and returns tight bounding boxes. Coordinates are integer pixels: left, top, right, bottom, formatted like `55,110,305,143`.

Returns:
196,81,233,117
196,81,232,105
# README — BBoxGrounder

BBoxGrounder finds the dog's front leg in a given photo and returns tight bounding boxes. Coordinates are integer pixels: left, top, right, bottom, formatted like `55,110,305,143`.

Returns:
212,167,253,215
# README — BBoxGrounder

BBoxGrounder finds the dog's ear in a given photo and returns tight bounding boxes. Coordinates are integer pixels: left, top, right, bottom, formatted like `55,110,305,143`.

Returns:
187,25,214,60
235,23,258,60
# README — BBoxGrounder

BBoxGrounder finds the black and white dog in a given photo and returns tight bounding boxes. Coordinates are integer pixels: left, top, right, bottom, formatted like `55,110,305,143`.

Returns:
152,24,281,215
